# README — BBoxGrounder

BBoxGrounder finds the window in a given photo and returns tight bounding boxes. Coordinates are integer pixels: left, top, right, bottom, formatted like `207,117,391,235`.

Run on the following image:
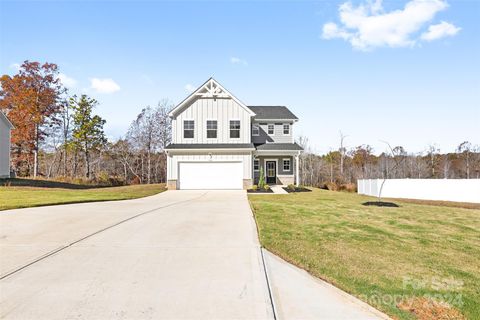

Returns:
254,159,259,171
230,120,240,138
267,124,274,135
283,124,290,135
184,120,194,139
283,159,291,171
252,124,259,136
207,120,217,138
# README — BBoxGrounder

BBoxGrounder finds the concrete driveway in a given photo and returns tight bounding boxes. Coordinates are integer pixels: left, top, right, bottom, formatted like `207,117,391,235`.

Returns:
0,191,273,319
1,190,389,320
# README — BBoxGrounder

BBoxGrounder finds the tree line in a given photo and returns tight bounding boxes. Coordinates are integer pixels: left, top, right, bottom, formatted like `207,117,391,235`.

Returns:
298,135,480,190
1,61,172,185
1,61,478,187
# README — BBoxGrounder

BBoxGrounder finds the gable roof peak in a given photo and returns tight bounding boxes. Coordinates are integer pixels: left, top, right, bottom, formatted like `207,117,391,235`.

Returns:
168,78,255,117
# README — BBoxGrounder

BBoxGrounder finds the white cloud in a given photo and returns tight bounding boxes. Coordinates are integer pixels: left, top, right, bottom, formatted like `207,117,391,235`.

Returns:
421,21,461,41
90,78,120,94
58,73,77,88
9,63,20,71
321,0,460,50
230,57,248,66
185,84,196,93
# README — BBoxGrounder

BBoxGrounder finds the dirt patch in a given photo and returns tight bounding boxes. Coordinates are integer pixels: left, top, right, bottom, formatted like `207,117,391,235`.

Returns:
397,297,465,320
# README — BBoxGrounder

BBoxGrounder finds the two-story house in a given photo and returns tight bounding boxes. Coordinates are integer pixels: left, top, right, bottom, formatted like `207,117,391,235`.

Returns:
165,78,303,190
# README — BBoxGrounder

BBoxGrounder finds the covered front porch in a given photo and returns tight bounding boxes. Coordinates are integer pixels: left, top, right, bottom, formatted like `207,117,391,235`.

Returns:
253,150,301,187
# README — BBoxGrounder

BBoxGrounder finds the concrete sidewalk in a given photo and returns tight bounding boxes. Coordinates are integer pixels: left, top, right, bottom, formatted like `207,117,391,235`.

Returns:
263,250,390,319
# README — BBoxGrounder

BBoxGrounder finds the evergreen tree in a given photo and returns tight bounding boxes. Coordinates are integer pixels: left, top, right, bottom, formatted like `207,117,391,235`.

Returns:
70,95,106,179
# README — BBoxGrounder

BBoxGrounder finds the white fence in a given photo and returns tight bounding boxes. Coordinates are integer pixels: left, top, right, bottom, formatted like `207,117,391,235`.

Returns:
357,179,480,204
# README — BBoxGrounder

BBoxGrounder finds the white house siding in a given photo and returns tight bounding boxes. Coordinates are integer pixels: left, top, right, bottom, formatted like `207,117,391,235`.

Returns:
167,152,252,181
358,179,480,204
251,121,293,144
172,98,252,144
0,119,11,178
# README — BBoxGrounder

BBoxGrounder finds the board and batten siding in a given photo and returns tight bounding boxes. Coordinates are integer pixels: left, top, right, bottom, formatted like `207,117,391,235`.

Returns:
0,119,11,178
167,152,252,180
251,121,293,144
172,98,251,144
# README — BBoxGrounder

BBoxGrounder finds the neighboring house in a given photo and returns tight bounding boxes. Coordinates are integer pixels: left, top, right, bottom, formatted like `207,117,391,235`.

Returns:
165,78,303,190
0,112,14,178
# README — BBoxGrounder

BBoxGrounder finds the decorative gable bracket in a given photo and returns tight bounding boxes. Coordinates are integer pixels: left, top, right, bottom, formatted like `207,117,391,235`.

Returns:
194,79,230,99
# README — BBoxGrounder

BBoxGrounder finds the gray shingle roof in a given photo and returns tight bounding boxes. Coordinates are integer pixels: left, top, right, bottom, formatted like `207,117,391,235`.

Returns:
165,143,255,150
247,106,298,120
255,143,304,151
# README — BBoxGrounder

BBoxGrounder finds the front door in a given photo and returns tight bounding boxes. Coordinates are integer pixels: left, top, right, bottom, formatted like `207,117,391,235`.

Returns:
266,161,276,184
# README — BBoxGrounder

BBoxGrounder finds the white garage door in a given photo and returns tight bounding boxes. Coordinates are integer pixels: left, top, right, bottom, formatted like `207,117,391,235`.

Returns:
179,162,243,190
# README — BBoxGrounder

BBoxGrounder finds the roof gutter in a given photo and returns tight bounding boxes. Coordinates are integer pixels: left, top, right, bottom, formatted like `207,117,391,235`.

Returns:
165,148,256,152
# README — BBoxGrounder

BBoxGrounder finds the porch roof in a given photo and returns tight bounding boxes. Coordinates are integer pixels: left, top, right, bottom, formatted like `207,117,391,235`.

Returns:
255,143,303,152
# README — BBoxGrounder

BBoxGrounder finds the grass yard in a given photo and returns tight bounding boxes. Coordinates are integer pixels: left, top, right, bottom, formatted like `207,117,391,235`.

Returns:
0,180,166,211
249,189,480,320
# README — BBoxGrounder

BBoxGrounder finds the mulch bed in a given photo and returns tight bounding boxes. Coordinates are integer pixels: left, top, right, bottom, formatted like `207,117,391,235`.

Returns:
283,187,312,193
247,188,273,193
362,201,399,207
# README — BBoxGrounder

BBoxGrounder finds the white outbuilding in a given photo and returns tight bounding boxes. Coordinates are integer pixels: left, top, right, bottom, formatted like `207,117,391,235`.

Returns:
0,112,14,178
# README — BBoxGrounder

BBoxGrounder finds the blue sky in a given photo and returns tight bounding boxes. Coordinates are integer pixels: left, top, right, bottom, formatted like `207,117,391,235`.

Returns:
1,0,479,154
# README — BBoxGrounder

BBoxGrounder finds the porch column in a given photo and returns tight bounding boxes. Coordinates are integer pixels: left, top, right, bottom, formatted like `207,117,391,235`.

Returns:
295,153,300,187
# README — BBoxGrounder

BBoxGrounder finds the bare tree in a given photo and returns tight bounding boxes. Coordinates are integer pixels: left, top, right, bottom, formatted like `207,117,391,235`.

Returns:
457,141,472,179
339,131,348,178
426,144,440,178
378,141,406,201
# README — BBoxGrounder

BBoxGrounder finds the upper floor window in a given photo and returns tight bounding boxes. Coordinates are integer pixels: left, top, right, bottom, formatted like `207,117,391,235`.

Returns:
184,120,194,139
254,159,259,171
230,120,240,138
207,120,217,139
283,159,291,171
283,124,290,135
267,124,274,135
252,124,259,136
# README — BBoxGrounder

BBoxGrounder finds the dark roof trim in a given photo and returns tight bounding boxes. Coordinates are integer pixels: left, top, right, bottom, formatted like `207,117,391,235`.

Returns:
165,143,255,150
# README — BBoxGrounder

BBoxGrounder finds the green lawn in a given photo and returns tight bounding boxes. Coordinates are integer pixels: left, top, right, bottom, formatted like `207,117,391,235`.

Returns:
0,182,166,211
249,189,480,320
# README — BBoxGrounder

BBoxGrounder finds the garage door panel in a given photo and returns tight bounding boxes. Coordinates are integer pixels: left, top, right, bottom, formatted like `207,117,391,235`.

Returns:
179,162,243,190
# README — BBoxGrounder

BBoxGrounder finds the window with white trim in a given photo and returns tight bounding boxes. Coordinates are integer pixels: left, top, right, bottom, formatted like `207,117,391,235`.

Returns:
230,120,240,138
207,120,217,138
267,124,274,135
283,159,291,171
184,120,194,139
254,159,259,171
252,124,259,136
283,124,290,135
